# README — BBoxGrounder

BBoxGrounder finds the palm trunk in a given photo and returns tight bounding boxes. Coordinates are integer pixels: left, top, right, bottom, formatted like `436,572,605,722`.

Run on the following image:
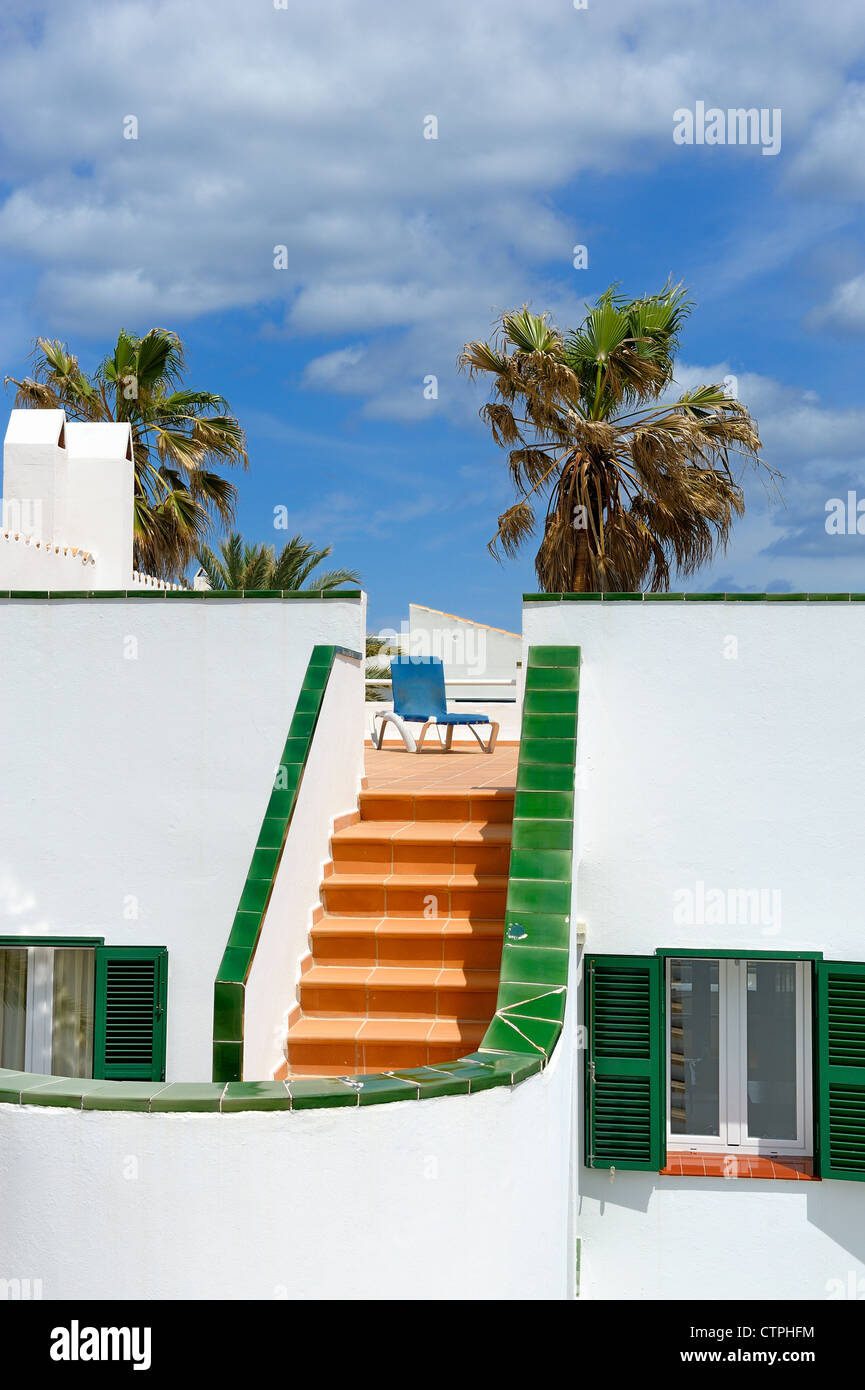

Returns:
571,528,591,592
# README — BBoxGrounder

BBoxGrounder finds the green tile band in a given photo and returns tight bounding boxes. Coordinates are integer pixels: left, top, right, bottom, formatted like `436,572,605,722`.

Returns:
0,589,364,601
0,643,580,1110
211,644,362,1082
0,1067,546,1111
523,592,862,602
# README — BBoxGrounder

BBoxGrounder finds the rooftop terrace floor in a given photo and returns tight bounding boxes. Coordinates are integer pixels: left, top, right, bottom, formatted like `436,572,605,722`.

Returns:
362,742,518,794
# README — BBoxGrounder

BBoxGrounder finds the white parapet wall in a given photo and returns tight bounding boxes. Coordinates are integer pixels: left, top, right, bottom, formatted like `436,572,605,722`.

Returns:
0,593,365,1079
524,595,865,1301
0,1011,574,1300
0,532,98,587
243,651,365,1079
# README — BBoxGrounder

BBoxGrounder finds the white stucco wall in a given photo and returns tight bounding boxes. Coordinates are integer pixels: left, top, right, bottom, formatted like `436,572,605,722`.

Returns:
0,1024,574,1299
526,599,865,961
0,596,364,1079
244,653,365,1079
524,597,865,1300
577,1166,865,1300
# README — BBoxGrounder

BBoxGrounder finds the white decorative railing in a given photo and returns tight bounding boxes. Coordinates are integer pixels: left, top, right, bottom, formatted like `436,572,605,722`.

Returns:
130,570,184,591
0,530,95,566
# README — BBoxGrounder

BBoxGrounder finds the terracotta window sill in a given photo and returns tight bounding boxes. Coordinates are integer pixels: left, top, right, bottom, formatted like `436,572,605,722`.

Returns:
660,1152,817,1180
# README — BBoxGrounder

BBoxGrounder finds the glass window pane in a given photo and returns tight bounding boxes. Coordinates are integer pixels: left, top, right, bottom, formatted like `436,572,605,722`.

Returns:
51,949,95,1078
746,960,797,1141
0,948,28,1071
670,958,720,1135
26,947,55,1072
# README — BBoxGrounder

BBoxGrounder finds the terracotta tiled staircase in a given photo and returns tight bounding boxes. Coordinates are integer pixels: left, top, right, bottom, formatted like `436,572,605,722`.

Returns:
281,783,513,1077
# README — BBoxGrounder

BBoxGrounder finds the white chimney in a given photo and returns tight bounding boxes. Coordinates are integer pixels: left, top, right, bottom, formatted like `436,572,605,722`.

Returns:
2,408,67,540
2,410,135,590
64,421,134,589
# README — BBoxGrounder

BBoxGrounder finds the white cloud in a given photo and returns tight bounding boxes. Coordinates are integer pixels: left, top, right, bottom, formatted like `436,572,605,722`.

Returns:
0,0,864,419
301,345,367,387
38,267,254,321
808,271,865,333
671,362,865,462
669,360,865,586
291,282,476,335
789,82,865,199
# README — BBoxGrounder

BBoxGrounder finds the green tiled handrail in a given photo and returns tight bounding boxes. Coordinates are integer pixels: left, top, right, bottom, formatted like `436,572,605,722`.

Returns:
0,645,581,1111
212,644,362,1082
524,591,865,602
472,645,578,1063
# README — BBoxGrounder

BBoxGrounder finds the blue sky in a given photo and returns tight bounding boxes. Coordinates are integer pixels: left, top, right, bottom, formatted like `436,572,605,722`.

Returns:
1,0,864,630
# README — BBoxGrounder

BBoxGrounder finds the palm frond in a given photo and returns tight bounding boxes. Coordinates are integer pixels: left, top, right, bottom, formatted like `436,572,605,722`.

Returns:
501,308,562,355
309,567,361,592
186,470,238,526
489,500,536,561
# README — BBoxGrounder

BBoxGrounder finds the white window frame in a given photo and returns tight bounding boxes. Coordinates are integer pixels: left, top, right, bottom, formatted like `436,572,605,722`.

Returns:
666,957,812,1157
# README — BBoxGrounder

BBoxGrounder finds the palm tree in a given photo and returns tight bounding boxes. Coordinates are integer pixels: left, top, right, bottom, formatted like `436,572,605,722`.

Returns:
196,531,360,592
6,330,247,580
459,283,779,592
365,634,397,702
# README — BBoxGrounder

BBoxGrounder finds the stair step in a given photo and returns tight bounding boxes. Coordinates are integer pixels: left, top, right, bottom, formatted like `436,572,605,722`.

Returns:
284,1015,489,1074
358,789,514,824
281,759,516,1080
310,916,504,968
299,965,500,1018
333,821,513,843
330,844,511,875
321,873,508,918
330,819,512,875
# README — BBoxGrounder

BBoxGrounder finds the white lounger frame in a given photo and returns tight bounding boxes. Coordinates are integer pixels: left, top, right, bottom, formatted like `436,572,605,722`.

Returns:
371,710,499,754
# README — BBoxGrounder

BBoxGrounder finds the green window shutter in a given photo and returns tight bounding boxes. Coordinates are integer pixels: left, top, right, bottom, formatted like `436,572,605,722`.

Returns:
816,960,865,1181
585,954,665,1171
94,947,167,1081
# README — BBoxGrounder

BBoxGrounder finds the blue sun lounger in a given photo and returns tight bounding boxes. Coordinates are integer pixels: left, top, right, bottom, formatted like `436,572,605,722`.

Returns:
372,656,499,754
